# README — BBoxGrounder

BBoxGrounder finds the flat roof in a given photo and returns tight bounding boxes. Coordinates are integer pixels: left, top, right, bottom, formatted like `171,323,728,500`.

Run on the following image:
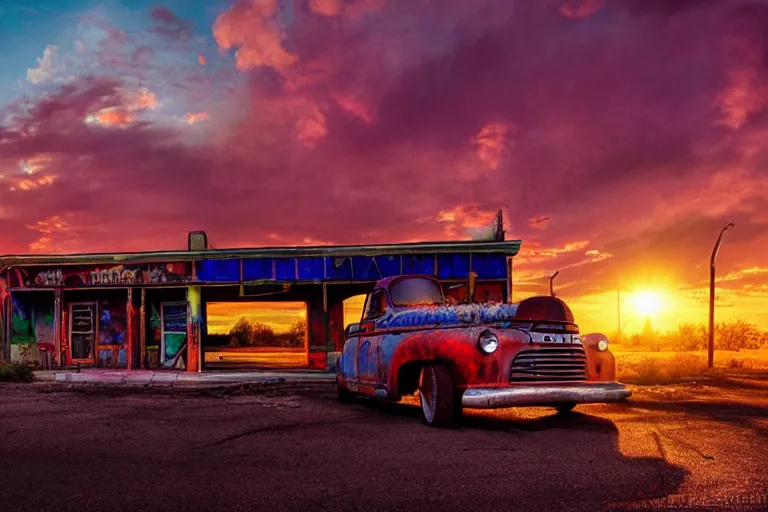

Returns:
0,239,522,269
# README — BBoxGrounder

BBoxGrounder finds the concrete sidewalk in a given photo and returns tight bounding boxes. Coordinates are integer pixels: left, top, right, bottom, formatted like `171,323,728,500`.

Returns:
34,369,337,387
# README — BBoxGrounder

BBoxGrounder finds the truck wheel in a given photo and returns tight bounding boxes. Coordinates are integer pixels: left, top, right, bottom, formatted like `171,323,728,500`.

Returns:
418,364,458,428
337,386,356,403
555,403,576,413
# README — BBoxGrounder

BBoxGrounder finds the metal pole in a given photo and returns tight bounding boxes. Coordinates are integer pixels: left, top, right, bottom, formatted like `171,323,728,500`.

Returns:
549,271,559,297
617,289,621,345
708,223,734,368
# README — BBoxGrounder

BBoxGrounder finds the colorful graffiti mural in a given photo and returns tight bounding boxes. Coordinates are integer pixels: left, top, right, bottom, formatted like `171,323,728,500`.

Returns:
34,269,64,287
90,268,140,286
10,295,54,344
18,263,192,288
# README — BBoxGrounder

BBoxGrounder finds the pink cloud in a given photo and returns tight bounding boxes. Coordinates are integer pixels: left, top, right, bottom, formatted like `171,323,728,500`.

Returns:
2,0,768,329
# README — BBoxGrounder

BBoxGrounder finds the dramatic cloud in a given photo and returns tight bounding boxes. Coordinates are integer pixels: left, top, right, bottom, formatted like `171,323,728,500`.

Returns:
2,0,768,331
212,0,297,77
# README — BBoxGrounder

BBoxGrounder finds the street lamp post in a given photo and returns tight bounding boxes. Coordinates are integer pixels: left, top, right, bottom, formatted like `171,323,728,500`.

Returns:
708,222,734,369
617,289,621,345
550,271,559,297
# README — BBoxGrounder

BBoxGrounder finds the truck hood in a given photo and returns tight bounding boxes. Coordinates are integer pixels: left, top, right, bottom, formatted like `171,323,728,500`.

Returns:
376,303,519,329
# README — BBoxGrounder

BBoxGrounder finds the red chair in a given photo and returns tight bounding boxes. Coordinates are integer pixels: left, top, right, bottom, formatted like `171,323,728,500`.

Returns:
37,343,55,369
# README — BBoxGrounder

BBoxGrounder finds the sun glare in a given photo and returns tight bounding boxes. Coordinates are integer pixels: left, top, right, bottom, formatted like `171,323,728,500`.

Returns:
630,291,662,316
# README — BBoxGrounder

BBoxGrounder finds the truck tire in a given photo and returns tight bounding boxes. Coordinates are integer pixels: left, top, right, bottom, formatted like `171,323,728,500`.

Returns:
555,403,576,413
418,364,458,428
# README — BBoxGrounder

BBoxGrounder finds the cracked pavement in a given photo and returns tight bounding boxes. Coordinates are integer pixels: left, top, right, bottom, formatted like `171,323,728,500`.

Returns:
1,372,767,512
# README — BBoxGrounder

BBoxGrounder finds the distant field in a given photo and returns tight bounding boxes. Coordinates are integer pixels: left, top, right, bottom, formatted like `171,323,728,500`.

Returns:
613,347,768,384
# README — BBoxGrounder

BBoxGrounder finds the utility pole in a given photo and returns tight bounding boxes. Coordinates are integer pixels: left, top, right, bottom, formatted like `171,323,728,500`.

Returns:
617,289,621,345
709,223,734,368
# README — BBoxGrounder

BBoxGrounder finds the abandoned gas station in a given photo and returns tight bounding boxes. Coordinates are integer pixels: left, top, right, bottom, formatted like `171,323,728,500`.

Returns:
0,230,521,372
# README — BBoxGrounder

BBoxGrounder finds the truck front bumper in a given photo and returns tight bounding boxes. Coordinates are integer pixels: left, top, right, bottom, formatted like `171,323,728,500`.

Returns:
461,382,631,409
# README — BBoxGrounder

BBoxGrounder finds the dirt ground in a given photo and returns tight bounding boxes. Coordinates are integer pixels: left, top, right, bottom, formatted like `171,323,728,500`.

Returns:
1,371,767,512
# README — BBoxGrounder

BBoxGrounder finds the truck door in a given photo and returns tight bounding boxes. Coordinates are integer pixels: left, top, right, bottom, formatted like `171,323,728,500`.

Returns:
356,289,388,396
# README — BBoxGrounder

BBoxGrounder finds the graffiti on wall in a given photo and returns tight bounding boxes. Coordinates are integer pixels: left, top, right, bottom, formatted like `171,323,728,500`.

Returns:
145,265,187,284
89,267,139,286
34,269,64,287
18,263,191,288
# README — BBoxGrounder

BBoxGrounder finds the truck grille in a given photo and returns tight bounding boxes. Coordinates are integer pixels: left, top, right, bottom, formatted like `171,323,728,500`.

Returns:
509,346,587,382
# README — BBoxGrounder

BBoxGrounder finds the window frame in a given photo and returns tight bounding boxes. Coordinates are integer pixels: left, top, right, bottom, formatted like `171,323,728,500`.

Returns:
388,276,445,307
362,289,389,321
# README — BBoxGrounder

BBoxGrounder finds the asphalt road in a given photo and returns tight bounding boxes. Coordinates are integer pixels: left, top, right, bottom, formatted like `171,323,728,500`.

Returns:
1,373,767,512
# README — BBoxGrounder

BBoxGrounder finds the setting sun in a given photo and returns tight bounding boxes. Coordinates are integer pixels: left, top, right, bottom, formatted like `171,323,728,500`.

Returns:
629,291,662,317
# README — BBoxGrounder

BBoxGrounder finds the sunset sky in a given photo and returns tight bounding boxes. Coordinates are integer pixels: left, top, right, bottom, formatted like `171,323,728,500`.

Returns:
206,301,307,334
1,0,767,334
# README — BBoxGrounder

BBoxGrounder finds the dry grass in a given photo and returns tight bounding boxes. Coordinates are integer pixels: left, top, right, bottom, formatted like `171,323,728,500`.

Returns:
614,348,768,385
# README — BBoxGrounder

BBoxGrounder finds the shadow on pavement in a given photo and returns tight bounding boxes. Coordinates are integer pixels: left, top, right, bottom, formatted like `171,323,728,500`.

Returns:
355,398,688,511
627,397,768,439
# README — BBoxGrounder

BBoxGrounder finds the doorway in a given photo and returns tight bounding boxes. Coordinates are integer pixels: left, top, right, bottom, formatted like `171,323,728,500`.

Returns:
69,302,97,363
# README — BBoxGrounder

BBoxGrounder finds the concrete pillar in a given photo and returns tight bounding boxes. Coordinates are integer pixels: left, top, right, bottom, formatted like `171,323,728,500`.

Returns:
140,289,146,369
126,288,134,370
53,289,62,367
308,294,327,369
186,286,202,372
0,276,8,363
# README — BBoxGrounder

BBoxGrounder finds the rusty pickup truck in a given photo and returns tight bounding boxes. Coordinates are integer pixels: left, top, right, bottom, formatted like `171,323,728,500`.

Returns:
336,274,630,427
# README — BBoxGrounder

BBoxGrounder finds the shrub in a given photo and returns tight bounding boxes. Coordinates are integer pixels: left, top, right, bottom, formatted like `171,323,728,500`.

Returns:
0,362,35,383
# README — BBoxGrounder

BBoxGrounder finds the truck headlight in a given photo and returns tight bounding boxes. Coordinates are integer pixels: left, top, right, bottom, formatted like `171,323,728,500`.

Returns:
597,339,609,351
478,330,499,354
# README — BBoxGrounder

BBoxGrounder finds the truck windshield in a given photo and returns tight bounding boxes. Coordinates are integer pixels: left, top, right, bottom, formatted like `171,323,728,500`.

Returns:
389,277,444,306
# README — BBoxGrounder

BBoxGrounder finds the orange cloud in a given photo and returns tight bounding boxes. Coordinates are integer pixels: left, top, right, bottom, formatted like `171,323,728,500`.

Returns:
83,87,157,127
296,108,327,148
15,175,57,191
437,204,500,239
25,215,77,253
559,0,605,20
213,0,297,76
515,240,591,265
302,236,334,246
333,93,373,123
471,121,510,170
716,266,768,284
87,107,136,127
184,112,209,125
